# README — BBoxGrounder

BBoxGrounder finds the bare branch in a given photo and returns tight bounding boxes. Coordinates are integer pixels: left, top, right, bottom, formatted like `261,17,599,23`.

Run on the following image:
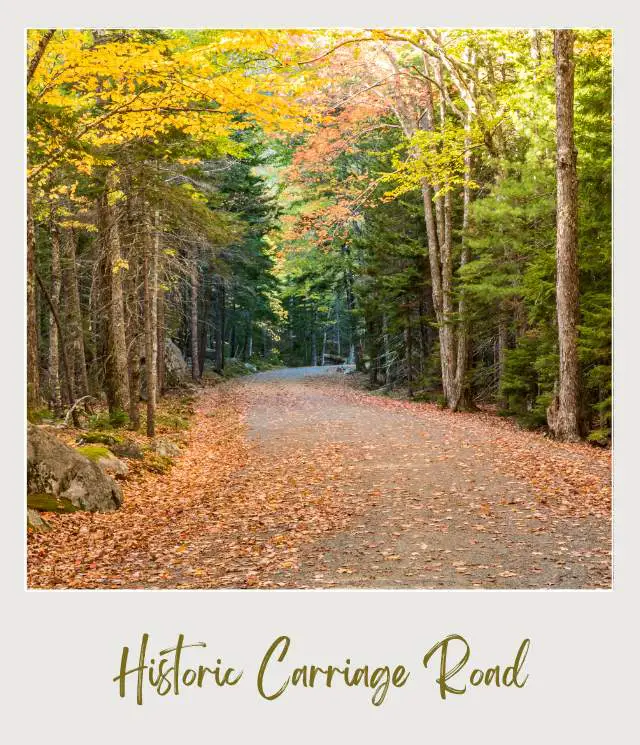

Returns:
27,29,56,85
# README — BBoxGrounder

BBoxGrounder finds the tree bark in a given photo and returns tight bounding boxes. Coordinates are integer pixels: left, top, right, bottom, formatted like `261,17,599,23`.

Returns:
48,221,62,412
197,272,210,378
35,268,79,426
190,248,200,380
419,67,457,408
497,311,508,398
311,309,318,366
124,228,141,431
27,191,41,411
97,176,130,415
550,29,581,441
382,314,392,385
213,277,225,373
60,228,90,399
452,109,474,410
144,209,159,437
157,280,165,396
27,29,55,85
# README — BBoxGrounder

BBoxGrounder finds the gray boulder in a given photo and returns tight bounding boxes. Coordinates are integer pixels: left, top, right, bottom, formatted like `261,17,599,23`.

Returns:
27,424,122,512
111,439,144,460
140,339,189,399
165,339,189,388
27,508,51,532
96,454,129,479
152,438,181,458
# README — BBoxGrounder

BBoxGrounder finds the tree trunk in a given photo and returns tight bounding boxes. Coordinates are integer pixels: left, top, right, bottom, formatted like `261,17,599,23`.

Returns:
35,268,79,426
366,314,379,386
229,300,237,358
197,272,210,379
125,232,141,431
48,221,62,412
550,29,581,441
144,209,159,437
497,311,508,399
156,272,165,396
214,277,225,373
383,314,391,385
97,177,129,415
418,70,455,405
27,191,41,411
311,310,318,366
190,250,200,380
452,111,474,410
60,228,90,399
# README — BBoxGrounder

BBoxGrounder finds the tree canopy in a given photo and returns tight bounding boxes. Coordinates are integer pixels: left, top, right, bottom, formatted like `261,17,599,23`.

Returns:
26,28,611,443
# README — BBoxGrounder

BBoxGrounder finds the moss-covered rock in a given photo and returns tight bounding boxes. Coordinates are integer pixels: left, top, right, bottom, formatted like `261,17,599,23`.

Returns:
76,444,112,461
28,424,122,512
77,432,123,446
143,453,174,474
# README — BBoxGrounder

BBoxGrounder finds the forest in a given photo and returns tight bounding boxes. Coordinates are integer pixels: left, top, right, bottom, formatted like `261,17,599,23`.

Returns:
26,29,612,590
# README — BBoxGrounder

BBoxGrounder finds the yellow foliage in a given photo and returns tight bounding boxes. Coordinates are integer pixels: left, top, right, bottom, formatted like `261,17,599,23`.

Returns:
27,29,321,188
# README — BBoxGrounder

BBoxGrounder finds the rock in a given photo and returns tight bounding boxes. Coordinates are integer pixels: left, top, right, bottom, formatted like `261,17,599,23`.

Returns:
75,445,128,478
244,362,258,373
111,439,144,460
164,339,189,388
151,438,181,457
140,339,189,398
77,431,122,447
27,508,51,532
96,455,129,478
27,424,122,512
144,453,173,474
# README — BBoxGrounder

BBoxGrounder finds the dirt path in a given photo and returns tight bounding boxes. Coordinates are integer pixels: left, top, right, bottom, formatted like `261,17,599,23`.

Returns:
244,369,611,588
27,368,611,589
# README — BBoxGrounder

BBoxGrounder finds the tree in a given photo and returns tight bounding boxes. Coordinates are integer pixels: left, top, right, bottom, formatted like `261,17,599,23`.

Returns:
549,29,581,441
25,28,611,444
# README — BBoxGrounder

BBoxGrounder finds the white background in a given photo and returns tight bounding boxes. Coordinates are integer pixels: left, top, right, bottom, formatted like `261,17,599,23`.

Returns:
2,2,637,742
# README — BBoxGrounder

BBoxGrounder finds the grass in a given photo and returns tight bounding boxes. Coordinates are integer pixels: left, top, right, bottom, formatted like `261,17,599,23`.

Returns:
88,409,129,430
155,412,190,431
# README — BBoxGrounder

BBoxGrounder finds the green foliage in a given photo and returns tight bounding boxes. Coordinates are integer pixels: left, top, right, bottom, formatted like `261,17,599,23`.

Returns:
89,409,129,430
381,124,480,200
27,406,53,424
155,413,190,431
223,358,253,377
500,332,557,429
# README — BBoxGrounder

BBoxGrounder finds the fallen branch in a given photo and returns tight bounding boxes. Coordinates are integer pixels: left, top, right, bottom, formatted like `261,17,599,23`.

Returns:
63,395,98,427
